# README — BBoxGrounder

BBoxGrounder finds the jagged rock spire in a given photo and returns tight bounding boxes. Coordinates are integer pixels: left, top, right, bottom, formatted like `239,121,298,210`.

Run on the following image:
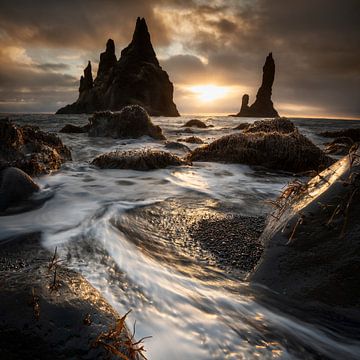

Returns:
236,52,279,118
79,61,93,92
97,39,117,78
120,17,159,66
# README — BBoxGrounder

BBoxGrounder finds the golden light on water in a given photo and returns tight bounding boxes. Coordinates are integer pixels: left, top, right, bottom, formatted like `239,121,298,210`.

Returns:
188,84,231,102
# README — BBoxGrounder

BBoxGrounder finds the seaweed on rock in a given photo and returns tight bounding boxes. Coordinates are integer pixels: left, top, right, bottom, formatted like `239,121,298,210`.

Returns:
92,149,190,170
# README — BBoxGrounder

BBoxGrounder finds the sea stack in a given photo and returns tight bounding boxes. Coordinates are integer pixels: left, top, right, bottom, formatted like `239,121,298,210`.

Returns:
236,53,279,118
57,17,179,116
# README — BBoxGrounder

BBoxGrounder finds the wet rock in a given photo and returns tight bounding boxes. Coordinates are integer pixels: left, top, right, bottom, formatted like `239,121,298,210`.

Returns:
88,105,165,140
0,167,39,212
250,149,360,307
243,117,295,134
318,128,360,142
92,148,189,170
57,18,179,117
182,119,209,128
0,118,72,176
234,53,279,118
187,121,333,173
164,141,191,152
177,136,204,144
324,137,354,155
59,124,89,133
0,233,138,359
233,122,250,131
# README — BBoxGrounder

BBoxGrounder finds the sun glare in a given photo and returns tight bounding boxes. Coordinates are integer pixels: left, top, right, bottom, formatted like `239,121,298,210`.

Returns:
189,85,230,102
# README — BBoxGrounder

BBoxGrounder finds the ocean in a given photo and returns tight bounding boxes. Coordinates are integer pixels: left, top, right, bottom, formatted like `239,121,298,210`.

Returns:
0,114,359,359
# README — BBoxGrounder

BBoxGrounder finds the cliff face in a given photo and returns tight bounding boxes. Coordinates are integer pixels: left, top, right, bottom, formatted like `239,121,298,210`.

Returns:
237,53,279,118
57,18,179,116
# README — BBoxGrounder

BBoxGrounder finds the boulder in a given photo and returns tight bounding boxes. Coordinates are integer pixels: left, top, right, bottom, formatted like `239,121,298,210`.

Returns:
91,149,189,170
0,119,72,176
233,122,250,131
0,167,39,212
182,119,208,128
57,18,179,117
243,117,295,134
87,105,165,140
250,149,360,307
187,121,333,173
234,53,279,118
164,141,191,152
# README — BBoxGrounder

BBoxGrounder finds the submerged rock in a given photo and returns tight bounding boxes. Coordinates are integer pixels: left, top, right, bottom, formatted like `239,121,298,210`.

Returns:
88,105,165,140
91,149,189,170
182,119,209,128
318,128,360,142
59,123,89,133
164,141,191,152
187,120,333,173
250,149,360,307
0,167,39,212
0,119,72,176
57,17,179,117
177,136,204,144
234,53,279,118
0,233,138,359
233,122,250,131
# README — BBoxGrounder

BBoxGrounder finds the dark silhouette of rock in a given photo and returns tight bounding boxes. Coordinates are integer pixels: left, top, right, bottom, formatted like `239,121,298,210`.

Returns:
59,124,89,133
251,149,360,307
87,105,165,140
318,128,360,142
235,53,279,118
57,17,179,116
187,119,333,173
182,119,208,128
92,149,189,170
0,118,72,176
233,122,250,131
0,167,39,212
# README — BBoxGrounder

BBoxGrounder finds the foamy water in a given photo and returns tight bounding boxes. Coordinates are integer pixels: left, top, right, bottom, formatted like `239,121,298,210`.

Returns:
1,114,359,359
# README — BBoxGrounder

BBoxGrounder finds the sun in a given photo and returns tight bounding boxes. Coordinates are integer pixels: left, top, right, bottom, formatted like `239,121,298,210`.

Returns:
189,85,230,102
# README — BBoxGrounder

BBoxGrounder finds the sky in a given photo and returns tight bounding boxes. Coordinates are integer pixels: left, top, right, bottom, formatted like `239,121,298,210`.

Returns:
0,0,359,118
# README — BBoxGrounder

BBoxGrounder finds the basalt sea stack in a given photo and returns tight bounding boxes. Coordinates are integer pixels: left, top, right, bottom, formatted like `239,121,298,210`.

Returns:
57,17,179,117
235,53,279,118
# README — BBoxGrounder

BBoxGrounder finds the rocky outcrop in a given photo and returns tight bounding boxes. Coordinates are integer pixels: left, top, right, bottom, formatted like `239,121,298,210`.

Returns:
91,149,189,170
250,149,360,307
234,53,279,118
0,233,139,359
57,18,179,117
0,119,72,176
0,167,39,212
87,105,165,140
324,137,354,155
187,119,333,173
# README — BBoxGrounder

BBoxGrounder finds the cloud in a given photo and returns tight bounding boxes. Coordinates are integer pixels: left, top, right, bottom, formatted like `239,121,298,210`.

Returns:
0,0,359,117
